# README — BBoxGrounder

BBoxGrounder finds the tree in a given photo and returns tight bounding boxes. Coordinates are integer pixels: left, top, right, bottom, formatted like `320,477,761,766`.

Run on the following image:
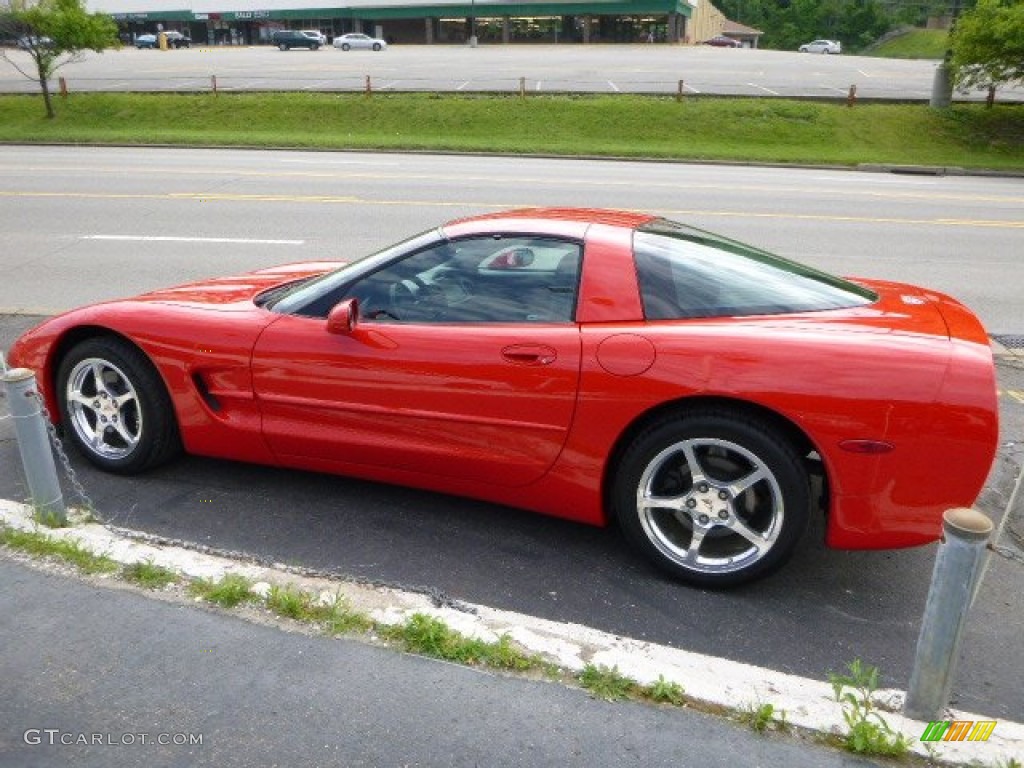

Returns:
0,0,118,118
950,0,1024,104
713,0,893,53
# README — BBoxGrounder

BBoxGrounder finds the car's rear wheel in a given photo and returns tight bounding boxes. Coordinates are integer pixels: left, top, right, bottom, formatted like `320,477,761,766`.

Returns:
373,43,381,51
57,337,181,474
612,409,810,587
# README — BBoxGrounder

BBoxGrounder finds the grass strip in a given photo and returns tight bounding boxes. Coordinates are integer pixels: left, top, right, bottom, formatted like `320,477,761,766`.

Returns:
1,92,1022,170
0,525,119,574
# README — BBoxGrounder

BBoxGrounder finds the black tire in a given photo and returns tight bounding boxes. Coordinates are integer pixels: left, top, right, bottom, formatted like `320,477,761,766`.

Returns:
311,43,319,50
279,43,289,51
373,43,381,51
56,337,181,474
341,43,350,51
612,409,810,587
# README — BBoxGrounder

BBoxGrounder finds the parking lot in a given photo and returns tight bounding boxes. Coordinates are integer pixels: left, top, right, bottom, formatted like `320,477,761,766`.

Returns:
3,43,1023,101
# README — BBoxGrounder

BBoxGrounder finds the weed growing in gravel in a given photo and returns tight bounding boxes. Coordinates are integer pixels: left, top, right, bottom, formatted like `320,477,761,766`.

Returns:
189,573,256,608
381,613,536,671
121,560,178,590
579,664,637,701
828,658,909,757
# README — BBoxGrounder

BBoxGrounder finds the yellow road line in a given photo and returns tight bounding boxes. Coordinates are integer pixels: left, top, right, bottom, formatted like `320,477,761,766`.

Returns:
3,164,1024,205
0,190,1021,229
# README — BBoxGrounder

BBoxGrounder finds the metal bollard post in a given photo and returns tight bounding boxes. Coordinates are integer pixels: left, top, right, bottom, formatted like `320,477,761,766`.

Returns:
904,507,992,721
929,60,953,109
2,368,66,525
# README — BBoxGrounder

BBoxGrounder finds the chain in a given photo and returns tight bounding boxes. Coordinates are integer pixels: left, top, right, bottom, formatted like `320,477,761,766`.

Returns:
29,390,98,517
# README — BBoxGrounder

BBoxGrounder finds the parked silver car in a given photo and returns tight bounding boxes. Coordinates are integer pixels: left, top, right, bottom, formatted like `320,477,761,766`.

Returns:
333,33,387,51
299,30,327,46
799,39,841,54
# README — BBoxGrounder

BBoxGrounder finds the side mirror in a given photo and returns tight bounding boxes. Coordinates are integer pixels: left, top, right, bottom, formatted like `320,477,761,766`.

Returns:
326,298,359,335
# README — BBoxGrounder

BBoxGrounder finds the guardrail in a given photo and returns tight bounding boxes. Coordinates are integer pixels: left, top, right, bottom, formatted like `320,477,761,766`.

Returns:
1,73,1020,104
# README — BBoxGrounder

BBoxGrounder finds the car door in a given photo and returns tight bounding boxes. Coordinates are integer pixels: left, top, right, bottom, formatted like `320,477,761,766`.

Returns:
250,236,584,487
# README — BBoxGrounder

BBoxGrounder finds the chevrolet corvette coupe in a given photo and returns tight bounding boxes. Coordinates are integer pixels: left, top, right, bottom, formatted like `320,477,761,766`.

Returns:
7,208,999,586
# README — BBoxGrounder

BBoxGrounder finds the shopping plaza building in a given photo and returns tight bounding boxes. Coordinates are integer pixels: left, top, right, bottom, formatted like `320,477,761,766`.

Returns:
93,0,747,49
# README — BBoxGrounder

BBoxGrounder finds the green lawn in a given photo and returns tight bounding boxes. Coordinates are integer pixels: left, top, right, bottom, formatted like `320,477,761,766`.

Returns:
868,29,949,60
2,92,1022,170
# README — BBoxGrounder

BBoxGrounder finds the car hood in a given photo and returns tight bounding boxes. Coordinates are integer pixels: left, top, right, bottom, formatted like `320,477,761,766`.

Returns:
132,261,344,310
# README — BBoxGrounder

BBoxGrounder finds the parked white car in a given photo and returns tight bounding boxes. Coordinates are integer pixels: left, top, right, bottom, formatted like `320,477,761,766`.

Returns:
299,30,327,46
799,39,841,54
333,33,387,51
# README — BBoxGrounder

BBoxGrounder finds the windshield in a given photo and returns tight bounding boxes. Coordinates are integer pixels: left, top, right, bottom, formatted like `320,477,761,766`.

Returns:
635,219,876,320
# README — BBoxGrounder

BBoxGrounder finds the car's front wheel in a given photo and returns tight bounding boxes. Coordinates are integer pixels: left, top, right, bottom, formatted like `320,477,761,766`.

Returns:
278,43,289,51
612,409,810,587
57,337,181,474
341,43,351,51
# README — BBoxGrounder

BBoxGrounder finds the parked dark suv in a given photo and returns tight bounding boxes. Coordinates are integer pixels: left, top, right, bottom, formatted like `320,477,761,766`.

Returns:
272,30,321,50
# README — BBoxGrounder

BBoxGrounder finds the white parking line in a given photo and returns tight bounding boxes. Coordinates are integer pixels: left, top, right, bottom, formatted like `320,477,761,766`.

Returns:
748,83,780,95
608,80,620,92
83,235,305,245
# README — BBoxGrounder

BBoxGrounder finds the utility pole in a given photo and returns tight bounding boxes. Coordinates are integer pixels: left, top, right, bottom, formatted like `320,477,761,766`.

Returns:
930,0,963,108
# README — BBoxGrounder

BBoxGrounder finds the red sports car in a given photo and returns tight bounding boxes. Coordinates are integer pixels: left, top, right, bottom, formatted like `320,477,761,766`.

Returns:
7,208,999,586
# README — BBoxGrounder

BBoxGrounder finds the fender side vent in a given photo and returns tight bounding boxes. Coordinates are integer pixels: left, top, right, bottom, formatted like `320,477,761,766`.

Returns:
192,373,222,412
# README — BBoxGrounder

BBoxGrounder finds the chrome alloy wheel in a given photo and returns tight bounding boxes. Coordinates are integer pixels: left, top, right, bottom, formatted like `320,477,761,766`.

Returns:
65,357,143,460
636,437,784,576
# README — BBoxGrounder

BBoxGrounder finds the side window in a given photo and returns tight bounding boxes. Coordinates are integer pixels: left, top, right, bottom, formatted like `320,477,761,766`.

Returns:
636,248,725,320
350,236,582,324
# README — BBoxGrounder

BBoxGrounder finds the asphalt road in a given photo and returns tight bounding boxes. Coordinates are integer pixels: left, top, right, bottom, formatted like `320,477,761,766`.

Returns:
0,557,889,768
0,146,1022,722
1,146,1022,332
2,44,1023,102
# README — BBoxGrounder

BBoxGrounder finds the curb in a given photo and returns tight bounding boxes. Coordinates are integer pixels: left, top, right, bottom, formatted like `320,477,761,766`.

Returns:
1,498,1021,766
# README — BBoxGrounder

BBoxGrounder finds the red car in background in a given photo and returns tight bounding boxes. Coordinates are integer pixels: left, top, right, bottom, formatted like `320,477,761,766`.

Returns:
702,36,743,48
7,208,999,586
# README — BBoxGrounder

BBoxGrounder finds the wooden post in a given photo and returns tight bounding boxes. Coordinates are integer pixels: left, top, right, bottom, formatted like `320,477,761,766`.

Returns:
365,75,372,95
677,79,684,102
211,75,218,96
846,84,857,107
58,77,67,98
519,76,525,99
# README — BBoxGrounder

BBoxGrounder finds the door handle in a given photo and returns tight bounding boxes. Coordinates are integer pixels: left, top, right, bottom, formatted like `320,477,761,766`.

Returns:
501,344,557,366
